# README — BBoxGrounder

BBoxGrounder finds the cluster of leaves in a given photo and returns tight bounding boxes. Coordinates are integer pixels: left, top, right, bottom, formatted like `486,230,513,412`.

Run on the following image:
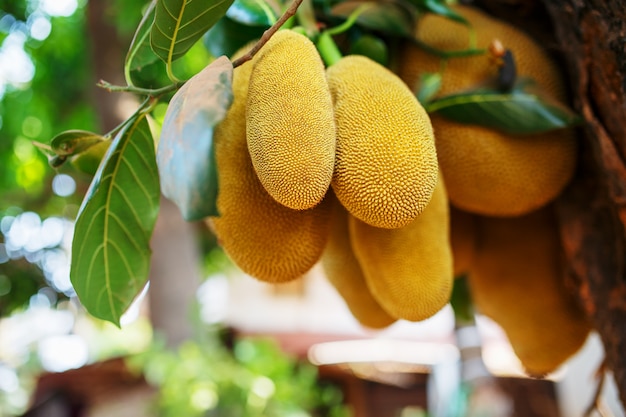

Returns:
41,0,581,326
130,331,350,417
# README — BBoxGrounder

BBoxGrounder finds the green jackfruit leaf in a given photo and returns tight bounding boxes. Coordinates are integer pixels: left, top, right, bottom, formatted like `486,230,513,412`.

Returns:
416,72,442,104
50,130,105,156
157,56,233,221
425,83,583,135
70,140,112,176
226,0,277,26
151,0,234,66
71,115,160,326
412,0,468,25
331,1,414,37
125,0,159,86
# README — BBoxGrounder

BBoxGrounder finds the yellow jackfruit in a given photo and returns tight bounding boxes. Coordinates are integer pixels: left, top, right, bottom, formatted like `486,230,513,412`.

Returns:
207,44,332,283
399,5,565,99
469,207,590,376
246,30,336,210
321,193,398,329
398,5,577,217
450,205,476,277
327,55,439,229
350,177,453,321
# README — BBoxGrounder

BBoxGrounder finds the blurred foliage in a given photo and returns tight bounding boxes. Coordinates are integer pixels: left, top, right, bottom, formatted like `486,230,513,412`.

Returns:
0,5,94,210
130,329,352,417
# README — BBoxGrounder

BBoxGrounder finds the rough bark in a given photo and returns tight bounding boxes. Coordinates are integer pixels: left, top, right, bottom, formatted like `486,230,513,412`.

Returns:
476,0,626,406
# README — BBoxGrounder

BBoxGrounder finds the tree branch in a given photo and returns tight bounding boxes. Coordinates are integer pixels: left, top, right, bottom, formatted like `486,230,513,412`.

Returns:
231,0,305,68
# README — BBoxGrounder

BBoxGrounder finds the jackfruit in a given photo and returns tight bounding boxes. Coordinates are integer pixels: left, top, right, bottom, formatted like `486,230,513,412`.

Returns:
450,205,476,277
327,55,438,229
350,176,453,322
399,5,565,99
398,5,577,217
321,193,398,329
469,207,590,376
246,30,336,210
207,44,332,283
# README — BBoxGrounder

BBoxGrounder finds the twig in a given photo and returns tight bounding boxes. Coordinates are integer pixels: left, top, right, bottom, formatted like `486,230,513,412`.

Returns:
97,80,182,97
231,0,305,68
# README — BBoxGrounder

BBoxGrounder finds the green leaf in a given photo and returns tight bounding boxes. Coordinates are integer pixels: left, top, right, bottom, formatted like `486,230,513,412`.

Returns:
50,130,106,156
71,115,160,326
156,56,233,220
330,1,414,37
125,0,159,85
450,275,474,325
426,87,583,135
203,16,267,58
70,140,112,176
416,72,441,104
151,0,235,66
413,0,468,25
226,0,277,26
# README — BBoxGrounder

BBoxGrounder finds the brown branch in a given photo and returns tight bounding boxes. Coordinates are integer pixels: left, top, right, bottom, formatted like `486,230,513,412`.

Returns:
231,0,305,68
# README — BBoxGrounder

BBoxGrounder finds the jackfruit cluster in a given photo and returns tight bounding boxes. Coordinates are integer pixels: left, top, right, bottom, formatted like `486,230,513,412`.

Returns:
394,5,588,375
398,4,577,217
207,30,452,327
207,40,332,283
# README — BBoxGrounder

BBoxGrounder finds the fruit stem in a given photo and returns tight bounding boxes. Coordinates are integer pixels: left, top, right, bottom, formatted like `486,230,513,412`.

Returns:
316,31,343,67
231,0,306,68
324,3,373,36
97,80,182,97
412,38,486,59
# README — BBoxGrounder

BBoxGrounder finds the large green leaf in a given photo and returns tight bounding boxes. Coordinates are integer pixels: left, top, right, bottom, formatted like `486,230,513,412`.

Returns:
330,1,414,37
425,87,583,135
71,115,160,326
151,0,235,65
125,0,159,85
156,56,233,220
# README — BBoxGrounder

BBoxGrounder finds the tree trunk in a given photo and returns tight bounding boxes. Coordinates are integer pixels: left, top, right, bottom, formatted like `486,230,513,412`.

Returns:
476,0,626,406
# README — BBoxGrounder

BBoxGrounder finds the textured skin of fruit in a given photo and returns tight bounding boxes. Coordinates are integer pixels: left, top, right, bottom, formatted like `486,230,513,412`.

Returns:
246,30,336,210
398,5,577,217
207,44,332,283
469,207,590,376
432,116,576,216
450,205,476,277
350,177,453,321
321,193,398,329
327,55,438,229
